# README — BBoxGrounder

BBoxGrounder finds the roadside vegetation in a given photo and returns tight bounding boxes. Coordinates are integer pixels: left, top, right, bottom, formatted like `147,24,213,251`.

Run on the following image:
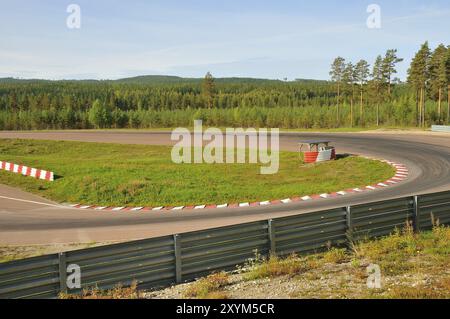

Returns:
148,225,450,299
0,139,394,207
60,282,144,299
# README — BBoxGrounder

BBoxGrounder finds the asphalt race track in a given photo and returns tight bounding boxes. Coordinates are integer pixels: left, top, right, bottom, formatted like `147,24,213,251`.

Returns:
0,131,449,245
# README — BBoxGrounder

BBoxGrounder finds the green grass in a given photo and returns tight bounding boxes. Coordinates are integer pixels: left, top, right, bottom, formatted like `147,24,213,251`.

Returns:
0,138,395,207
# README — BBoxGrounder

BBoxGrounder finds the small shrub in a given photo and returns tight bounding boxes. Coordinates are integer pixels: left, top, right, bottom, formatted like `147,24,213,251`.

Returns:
183,272,229,299
60,281,143,299
385,285,446,299
322,248,348,264
244,254,309,281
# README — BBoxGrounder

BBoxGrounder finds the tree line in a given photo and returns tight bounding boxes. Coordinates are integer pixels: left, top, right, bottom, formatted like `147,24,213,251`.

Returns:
0,42,449,130
329,42,450,128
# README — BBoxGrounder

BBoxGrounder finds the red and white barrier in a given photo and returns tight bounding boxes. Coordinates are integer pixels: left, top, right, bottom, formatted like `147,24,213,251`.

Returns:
304,148,337,163
0,161,54,181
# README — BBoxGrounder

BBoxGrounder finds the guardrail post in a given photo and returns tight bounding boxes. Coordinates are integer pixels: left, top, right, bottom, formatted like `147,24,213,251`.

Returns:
173,234,182,284
58,252,67,294
346,206,353,248
413,195,420,232
267,219,276,256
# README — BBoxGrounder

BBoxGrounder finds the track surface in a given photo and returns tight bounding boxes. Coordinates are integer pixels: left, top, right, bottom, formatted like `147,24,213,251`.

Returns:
0,131,449,245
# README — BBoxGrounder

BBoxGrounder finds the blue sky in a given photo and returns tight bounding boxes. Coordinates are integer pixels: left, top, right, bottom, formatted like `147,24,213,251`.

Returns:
1,0,449,80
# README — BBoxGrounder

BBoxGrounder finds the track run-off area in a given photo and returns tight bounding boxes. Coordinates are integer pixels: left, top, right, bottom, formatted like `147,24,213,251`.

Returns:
0,130,449,245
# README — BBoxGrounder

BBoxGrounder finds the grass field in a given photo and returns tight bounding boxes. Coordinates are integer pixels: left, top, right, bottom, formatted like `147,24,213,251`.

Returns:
0,138,395,207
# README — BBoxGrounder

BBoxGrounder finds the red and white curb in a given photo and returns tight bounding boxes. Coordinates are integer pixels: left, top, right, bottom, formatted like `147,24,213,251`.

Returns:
0,160,54,181
64,156,409,212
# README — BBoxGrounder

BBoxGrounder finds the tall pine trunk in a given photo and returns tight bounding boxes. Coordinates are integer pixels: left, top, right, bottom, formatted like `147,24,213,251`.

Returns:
350,85,355,128
416,89,420,127
419,88,423,127
448,85,450,124
421,87,426,127
438,87,442,124
337,83,340,124
360,86,363,126
350,97,354,128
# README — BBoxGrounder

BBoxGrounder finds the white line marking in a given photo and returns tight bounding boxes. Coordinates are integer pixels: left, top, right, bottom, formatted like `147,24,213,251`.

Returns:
366,186,376,190
172,206,184,210
112,207,125,211
337,191,347,196
260,201,271,206
301,196,312,201
217,204,228,208
130,207,143,211
281,198,292,204
152,206,164,211
320,194,329,198
239,202,250,207
0,195,66,208
95,206,108,210
194,205,206,209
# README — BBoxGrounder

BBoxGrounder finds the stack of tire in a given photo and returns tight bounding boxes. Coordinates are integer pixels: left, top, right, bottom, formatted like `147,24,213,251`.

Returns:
304,147,336,163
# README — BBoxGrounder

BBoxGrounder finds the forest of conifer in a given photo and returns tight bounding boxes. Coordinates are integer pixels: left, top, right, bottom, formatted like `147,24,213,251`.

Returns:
1,42,448,130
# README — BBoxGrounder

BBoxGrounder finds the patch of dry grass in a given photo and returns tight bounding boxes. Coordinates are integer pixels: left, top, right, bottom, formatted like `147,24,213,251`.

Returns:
60,282,143,299
183,272,230,299
244,254,317,281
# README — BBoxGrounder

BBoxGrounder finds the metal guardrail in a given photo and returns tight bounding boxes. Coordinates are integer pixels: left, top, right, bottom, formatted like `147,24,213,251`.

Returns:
1,190,449,299
431,125,450,132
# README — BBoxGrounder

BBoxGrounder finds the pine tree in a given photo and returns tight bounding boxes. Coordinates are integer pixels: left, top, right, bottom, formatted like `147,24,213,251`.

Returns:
445,46,450,124
407,42,431,127
355,59,370,125
343,62,356,127
429,44,448,123
202,72,215,109
382,49,403,96
371,55,384,126
329,57,346,124
89,99,112,128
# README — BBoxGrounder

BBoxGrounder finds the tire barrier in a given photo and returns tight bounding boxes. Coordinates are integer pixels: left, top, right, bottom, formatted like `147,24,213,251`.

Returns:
304,148,336,163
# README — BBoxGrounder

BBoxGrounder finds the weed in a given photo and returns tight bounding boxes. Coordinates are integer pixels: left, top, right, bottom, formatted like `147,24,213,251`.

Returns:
183,272,230,299
244,254,310,281
60,281,143,299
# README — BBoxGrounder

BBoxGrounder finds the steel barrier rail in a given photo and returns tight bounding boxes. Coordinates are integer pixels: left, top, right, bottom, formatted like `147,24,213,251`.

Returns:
0,190,449,299
431,125,450,133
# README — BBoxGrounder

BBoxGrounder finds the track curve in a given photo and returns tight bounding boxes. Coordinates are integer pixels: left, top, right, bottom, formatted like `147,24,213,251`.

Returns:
0,131,449,245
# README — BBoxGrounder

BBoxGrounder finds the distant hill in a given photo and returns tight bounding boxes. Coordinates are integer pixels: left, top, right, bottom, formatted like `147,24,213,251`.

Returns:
114,75,192,84
0,75,328,85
